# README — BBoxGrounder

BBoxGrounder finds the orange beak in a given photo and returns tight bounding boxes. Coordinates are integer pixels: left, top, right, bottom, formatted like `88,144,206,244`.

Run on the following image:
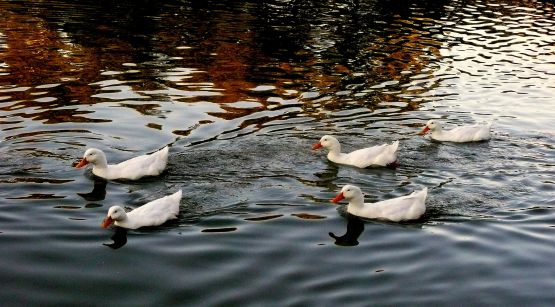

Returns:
419,126,430,136
331,192,345,203
101,216,114,229
75,158,89,169
312,142,322,150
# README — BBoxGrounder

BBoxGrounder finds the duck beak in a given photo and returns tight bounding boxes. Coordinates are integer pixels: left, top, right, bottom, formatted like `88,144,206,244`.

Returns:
331,192,345,203
75,158,89,169
419,126,430,136
312,142,322,150
101,216,114,229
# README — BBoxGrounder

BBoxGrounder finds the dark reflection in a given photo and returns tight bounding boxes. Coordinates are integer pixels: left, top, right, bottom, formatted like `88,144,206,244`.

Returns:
77,178,107,201
201,227,237,233
313,162,339,182
292,213,326,220
244,214,283,221
103,227,128,249
329,214,364,246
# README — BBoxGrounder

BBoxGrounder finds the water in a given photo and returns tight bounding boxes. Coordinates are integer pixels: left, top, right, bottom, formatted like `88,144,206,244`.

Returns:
1,0,554,305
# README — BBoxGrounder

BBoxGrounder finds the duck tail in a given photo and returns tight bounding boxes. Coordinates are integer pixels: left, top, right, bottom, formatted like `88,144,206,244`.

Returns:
157,146,170,165
418,187,428,201
170,189,182,216
389,140,400,153
410,186,427,198
173,189,183,200
382,140,400,167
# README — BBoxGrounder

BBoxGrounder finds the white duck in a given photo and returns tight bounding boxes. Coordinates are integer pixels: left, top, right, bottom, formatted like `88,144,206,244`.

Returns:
102,190,182,229
312,135,399,168
75,146,169,180
331,185,427,222
420,120,491,142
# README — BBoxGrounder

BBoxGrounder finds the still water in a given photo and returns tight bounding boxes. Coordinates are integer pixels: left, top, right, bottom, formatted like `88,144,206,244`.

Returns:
1,0,554,305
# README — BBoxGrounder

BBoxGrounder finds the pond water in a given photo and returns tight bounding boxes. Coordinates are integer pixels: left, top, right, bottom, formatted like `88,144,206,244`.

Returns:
1,0,555,305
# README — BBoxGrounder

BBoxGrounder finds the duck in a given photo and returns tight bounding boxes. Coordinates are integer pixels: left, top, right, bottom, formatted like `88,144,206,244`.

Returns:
420,120,491,142
312,135,399,168
75,146,169,180
101,190,182,229
331,184,427,222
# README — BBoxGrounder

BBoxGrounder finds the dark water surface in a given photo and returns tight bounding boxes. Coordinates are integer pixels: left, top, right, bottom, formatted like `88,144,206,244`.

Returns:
1,0,555,306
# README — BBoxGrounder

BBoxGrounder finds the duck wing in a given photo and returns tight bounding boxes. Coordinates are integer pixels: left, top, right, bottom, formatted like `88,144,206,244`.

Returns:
447,125,491,142
113,146,169,179
371,188,427,221
128,190,182,227
346,141,399,167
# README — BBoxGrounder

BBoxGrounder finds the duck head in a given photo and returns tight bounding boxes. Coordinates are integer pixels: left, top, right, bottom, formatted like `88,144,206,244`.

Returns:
75,148,107,168
331,184,362,203
420,120,440,136
312,135,340,151
102,206,127,228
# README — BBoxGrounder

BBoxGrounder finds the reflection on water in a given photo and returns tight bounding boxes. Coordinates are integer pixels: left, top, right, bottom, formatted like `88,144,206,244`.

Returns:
1,0,555,306
103,227,128,249
77,178,107,201
329,215,365,246
201,227,238,233
0,0,454,137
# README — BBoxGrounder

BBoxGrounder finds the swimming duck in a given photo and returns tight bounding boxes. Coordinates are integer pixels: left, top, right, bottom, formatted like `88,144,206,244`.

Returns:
331,185,427,222
312,135,399,168
75,146,169,180
102,190,182,229
420,120,491,142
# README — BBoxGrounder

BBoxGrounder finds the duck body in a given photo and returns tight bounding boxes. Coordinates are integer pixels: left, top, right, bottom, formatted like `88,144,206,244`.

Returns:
421,120,491,142
102,190,182,229
312,135,399,168
76,146,169,180
332,185,427,222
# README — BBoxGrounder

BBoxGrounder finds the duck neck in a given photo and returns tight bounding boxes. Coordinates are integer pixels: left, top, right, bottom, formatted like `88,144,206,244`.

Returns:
114,214,131,228
91,153,109,173
347,194,365,213
431,126,443,139
326,144,345,162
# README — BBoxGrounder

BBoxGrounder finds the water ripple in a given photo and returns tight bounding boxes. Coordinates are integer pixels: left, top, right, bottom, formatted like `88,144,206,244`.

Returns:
1,0,555,305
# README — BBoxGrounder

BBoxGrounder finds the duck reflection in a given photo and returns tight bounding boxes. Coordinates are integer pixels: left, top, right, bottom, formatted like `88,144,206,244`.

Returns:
77,178,107,201
103,227,127,249
314,162,339,182
329,214,364,246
